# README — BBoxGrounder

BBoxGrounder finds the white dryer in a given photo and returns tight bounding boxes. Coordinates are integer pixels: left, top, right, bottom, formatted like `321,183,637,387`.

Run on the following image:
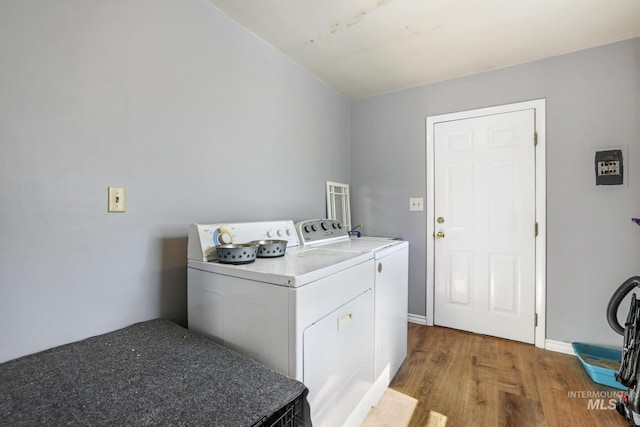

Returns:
187,220,377,427
295,220,409,385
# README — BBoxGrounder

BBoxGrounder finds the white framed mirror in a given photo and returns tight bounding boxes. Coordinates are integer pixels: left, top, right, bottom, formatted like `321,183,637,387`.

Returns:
326,181,351,231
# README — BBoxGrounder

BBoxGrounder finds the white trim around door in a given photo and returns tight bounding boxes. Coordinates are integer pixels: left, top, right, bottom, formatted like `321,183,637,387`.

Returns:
426,99,547,348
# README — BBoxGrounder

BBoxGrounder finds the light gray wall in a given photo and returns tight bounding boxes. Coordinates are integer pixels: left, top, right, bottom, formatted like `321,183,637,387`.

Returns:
2,2,637,363
350,37,640,347
0,0,349,362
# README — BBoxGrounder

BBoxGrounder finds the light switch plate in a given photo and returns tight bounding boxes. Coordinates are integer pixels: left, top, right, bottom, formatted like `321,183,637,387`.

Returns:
108,187,126,212
409,197,424,211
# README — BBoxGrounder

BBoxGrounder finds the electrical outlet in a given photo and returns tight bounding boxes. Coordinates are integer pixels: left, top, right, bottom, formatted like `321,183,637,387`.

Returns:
409,197,424,212
108,187,126,212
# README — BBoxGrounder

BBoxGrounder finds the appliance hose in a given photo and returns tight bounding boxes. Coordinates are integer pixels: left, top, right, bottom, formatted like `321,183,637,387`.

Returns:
607,276,640,335
607,276,640,389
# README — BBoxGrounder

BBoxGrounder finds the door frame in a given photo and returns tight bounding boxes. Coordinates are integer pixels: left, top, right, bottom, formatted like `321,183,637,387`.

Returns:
425,99,546,348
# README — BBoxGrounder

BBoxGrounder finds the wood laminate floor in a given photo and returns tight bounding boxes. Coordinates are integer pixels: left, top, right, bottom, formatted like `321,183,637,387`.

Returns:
384,323,629,427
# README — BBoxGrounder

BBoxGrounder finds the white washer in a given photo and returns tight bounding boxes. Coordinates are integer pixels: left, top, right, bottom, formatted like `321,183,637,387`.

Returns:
295,220,409,385
187,220,376,427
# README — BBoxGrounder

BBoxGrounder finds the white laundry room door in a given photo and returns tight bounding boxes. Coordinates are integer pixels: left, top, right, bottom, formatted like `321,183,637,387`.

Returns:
433,109,536,344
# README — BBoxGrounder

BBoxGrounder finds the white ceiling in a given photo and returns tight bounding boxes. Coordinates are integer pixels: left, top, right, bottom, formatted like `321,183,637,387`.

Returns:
207,0,640,99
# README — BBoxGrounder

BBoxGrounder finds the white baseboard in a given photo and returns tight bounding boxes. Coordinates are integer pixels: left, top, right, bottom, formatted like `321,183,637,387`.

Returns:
407,314,427,325
545,339,575,355
407,315,577,358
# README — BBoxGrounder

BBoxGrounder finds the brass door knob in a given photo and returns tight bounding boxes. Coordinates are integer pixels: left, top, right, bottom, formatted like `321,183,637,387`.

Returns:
436,231,445,239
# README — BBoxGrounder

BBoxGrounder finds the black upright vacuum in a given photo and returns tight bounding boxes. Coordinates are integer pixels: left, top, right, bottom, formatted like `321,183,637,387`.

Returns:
607,276,640,426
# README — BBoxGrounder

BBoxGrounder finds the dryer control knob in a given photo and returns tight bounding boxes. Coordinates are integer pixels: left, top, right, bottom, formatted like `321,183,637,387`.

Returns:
267,230,274,238
218,233,232,244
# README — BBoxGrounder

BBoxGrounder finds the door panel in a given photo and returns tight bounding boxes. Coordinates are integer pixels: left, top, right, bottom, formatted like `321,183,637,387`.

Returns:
489,253,518,312
449,164,473,229
434,109,536,344
449,250,471,305
490,164,516,230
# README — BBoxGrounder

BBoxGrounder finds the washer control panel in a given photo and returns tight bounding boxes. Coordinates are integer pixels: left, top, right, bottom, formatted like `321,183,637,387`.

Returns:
295,219,349,245
188,220,298,262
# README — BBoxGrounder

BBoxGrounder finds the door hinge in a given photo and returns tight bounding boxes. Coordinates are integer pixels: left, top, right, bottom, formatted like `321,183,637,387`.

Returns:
535,222,538,237
534,313,538,327
534,132,538,146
